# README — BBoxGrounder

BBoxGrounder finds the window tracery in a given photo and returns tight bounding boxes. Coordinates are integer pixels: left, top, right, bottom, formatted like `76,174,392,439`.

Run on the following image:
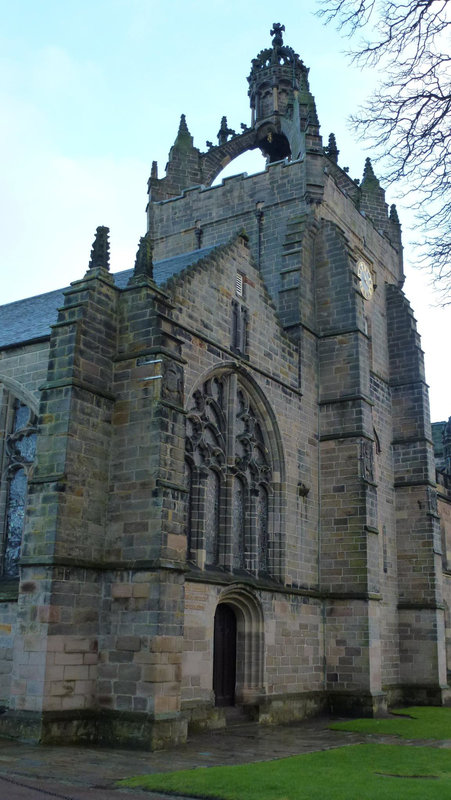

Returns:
185,372,275,577
0,395,37,578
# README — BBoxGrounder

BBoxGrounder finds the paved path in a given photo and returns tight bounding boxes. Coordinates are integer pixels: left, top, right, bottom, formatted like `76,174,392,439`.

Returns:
0,715,438,799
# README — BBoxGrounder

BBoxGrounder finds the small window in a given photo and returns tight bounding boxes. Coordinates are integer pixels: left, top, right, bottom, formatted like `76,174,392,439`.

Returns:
235,272,244,298
231,301,248,356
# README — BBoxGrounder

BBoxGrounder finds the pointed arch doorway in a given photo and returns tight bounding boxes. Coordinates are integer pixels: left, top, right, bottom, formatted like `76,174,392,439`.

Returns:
213,603,237,706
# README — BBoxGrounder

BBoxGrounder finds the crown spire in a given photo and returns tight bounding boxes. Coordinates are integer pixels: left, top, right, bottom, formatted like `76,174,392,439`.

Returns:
247,25,321,162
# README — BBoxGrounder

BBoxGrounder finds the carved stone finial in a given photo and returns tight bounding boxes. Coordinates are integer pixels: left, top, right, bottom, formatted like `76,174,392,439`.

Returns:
270,22,285,48
217,116,236,145
390,203,400,225
362,157,379,185
172,114,194,152
133,233,153,281
88,226,110,271
325,133,339,164
178,113,189,135
151,160,158,179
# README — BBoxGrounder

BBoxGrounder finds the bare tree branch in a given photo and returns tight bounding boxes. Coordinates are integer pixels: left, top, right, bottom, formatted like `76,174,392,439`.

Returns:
318,0,451,302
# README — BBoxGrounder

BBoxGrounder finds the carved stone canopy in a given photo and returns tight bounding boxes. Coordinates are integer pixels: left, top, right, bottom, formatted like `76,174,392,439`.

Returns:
247,23,306,85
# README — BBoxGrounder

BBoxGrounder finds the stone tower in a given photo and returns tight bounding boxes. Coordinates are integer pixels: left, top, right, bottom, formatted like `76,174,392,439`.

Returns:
0,24,449,749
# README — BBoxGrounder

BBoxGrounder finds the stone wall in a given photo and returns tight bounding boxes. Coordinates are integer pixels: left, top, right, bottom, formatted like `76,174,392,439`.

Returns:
0,102,447,745
0,343,50,702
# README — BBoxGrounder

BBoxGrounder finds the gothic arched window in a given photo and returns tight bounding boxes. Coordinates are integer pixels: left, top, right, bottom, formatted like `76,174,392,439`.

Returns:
185,372,276,577
0,392,37,579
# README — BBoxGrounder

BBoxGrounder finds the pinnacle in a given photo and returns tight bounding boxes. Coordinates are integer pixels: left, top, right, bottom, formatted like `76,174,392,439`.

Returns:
362,157,378,184
178,113,190,135
389,204,400,224
88,226,110,271
172,113,194,151
326,133,339,164
133,233,153,281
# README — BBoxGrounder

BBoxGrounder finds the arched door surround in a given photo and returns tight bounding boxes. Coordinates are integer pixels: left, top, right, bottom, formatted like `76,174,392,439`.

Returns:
214,586,264,706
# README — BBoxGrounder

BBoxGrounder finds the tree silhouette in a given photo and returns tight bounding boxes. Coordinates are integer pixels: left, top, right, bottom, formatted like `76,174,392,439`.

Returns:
318,0,451,302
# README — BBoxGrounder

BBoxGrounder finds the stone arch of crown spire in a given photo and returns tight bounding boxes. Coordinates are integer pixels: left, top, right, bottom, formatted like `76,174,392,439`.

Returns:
199,129,260,187
148,24,323,201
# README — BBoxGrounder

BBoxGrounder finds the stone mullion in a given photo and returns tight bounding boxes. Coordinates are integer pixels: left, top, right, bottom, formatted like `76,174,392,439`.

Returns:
213,470,222,567
222,474,234,571
197,468,209,570
258,484,270,576
188,466,203,566
270,481,283,582
222,373,237,572
247,484,258,575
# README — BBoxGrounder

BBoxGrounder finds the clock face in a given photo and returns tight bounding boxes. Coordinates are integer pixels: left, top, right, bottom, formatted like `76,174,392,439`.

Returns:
357,260,373,299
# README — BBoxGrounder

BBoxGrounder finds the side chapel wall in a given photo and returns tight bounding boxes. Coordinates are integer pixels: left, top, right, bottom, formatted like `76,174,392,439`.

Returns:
0,343,50,704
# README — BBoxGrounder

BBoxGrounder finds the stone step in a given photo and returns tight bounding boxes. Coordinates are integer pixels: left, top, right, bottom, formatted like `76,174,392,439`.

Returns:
223,706,253,727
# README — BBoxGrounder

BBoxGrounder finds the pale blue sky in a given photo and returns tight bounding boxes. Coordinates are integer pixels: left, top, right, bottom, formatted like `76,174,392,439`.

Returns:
1,0,449,419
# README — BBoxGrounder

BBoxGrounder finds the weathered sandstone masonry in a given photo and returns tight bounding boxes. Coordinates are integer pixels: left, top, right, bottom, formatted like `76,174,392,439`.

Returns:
0,25,449,748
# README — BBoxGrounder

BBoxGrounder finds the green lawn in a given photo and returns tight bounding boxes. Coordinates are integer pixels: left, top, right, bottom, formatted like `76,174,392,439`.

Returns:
118,743,451,800
330,706,451,740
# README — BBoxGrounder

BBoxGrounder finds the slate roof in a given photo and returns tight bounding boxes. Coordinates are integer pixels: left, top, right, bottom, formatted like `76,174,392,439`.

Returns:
0,244,220,349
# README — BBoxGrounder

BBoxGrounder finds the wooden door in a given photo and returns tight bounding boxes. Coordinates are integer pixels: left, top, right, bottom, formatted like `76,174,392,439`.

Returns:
213,603,236,706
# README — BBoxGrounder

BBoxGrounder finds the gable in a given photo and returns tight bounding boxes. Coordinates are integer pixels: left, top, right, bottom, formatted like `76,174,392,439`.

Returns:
165,235,299,390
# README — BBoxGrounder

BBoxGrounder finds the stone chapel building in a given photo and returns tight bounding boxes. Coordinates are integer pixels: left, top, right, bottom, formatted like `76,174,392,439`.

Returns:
0,25,450,749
